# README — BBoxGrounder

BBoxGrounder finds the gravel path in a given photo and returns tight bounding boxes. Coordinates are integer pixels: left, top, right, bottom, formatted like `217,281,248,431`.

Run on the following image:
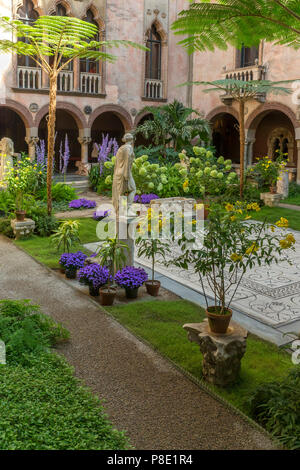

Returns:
0,236,276,450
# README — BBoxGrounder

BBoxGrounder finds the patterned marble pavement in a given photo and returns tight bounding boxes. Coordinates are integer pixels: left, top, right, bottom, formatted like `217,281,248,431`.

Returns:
135,226,300,329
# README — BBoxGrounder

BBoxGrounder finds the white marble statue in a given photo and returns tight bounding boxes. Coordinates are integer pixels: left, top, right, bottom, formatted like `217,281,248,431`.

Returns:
112,133,136,215
0,137,14,186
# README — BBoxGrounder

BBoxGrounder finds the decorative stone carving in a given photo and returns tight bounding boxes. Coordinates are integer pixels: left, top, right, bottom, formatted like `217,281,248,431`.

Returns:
267,127,294,163
25,136,39,161
75,161,91,177
0,137,14,185
260,192,283,207
277,169,289,198
11,218,35,240
183,320,248,387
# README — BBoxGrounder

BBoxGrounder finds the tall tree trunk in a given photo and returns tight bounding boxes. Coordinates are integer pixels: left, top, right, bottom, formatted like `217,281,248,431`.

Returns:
239,100,245,199
47,74,57,215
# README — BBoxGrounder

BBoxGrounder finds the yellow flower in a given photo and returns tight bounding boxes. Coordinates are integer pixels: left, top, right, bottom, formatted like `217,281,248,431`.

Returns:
183,180,189,189
276,217,289,228
231,253,243,262
230,215,236,222
225,203,234,212
286,233,295,245
279,239,291,249
244,215,252,220
246,243,259,255
270,225,276,232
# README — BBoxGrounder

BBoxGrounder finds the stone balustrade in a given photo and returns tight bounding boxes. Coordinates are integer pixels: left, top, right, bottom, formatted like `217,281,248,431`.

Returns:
80,72,101,94
57,70,74,93
144,78,163,99
17,66,41,90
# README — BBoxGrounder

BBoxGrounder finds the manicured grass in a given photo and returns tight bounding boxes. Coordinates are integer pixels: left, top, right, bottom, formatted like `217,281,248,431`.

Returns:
281,194,300,206
252,206,300,231
108,300,292,415
15,218,99,269
0,299,128,450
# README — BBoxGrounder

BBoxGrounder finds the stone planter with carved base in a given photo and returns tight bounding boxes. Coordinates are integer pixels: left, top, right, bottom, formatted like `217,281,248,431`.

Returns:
260,192,283,207
183,319,247,387
11,218,35,240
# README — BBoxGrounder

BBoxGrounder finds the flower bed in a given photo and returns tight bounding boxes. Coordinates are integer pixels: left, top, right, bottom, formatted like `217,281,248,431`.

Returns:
134,194,159,204
93,210,110,221
69,199,97,210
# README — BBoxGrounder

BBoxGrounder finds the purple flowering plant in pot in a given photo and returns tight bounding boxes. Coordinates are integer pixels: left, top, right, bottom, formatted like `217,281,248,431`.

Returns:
78,263,110,297
115,266,148,299
59,251,88,279
69,199,97,210
93,209,110,221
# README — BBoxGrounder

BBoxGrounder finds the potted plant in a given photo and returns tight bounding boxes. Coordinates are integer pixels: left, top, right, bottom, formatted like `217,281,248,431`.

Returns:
249,153,287,194
115,266,148,299
95,236,129,306
78,263,110,297
59,251,87,279
51,220,81,253
135,208,170,296
170,202,295,334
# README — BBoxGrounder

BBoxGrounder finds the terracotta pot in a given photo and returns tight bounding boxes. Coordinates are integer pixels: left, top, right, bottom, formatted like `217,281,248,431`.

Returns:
125,287,139,299
65,268,77,279
145,280,161,297
270,185,277,194
15,210,26,222
59,267,66,275
206,306,232,334
100,287,117,306
89,285,100,297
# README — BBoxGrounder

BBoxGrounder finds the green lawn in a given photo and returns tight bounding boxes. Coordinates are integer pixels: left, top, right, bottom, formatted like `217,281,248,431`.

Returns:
281,194,300,206
252,206,300,231
108,300,292,415
15,218,99,269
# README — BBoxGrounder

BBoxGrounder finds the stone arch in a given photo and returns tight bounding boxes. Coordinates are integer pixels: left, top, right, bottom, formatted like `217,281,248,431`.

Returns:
88,104,132,131
206,106,239,123
47,0,73,16
0,99,34,128
134,110,154,128
15,0,43,16
34,102,86,129
145,18,167,44
82,3,105,32
245,102,299,130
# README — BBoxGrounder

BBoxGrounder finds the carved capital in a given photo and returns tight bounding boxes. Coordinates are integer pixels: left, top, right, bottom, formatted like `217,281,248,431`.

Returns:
78,136,92,145
25,137,39,147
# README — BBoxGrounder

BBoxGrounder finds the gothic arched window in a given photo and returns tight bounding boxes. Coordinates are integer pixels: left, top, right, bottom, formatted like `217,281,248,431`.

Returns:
145,24,161,80
17,0,39,67
80,10,100,74
236,45,259,68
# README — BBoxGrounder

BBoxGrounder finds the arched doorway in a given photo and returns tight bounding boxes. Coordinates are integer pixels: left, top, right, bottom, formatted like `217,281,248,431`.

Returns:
252,111,296,166
0,108,27,154
211,113,240,163
90,112,125,161
39,110,81,172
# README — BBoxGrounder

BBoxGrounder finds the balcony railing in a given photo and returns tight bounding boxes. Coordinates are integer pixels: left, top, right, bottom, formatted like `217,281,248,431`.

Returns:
17,66,41,90
57,71,73,92
80,73,101,94
144,78,163,100
222,64,266,81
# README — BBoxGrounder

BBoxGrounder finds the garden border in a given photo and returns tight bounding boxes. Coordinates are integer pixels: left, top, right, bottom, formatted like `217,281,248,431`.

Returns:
11,237,282,449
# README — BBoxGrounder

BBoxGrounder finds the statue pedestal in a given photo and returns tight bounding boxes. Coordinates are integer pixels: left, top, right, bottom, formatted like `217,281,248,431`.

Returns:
183,319,248,387
11,218,35,240
260,192,282,207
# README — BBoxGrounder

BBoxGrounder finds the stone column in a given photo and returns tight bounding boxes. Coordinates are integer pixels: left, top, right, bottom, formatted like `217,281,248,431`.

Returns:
277,169,289,197
25,129,39,161
245,129,256,167
77,129,91,176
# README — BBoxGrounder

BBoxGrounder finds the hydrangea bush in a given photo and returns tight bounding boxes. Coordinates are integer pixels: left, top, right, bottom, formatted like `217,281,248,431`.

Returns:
115,266,148,289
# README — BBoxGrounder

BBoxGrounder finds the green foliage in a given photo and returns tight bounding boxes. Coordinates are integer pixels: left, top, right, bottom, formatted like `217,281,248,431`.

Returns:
0,218,14,238
288,181,300,197
136,236,171,281
249,367,300,449
0,299,128,450
96,237,129,280
39,183,77,203
24,200,59,237
0,190,15,215
172,1,300,51
0,299,69,366
248,155,287,188
134,100,210,150
50,220,81,253
223,182,262,204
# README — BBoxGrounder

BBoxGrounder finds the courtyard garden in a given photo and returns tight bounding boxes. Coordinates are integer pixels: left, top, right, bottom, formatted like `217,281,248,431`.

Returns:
0,4,300,453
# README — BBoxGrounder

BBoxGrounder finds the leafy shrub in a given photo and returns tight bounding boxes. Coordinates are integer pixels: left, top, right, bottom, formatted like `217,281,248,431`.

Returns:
288,182,300,197
0,299,128,449
0,300,69,366
0,218,14,238
0,190,15,216
39,183,77,203
222,182,262,204
51,220,81,253
24,200,59,236
249,366,300,449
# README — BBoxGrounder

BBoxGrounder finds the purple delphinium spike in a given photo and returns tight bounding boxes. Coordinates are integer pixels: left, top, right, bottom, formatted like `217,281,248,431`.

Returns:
59,140,63,174
36,139,46,168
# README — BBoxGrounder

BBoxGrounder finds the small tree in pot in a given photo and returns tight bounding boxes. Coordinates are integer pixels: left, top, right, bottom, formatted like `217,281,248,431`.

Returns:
170,202,295,334
95,237,129,305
